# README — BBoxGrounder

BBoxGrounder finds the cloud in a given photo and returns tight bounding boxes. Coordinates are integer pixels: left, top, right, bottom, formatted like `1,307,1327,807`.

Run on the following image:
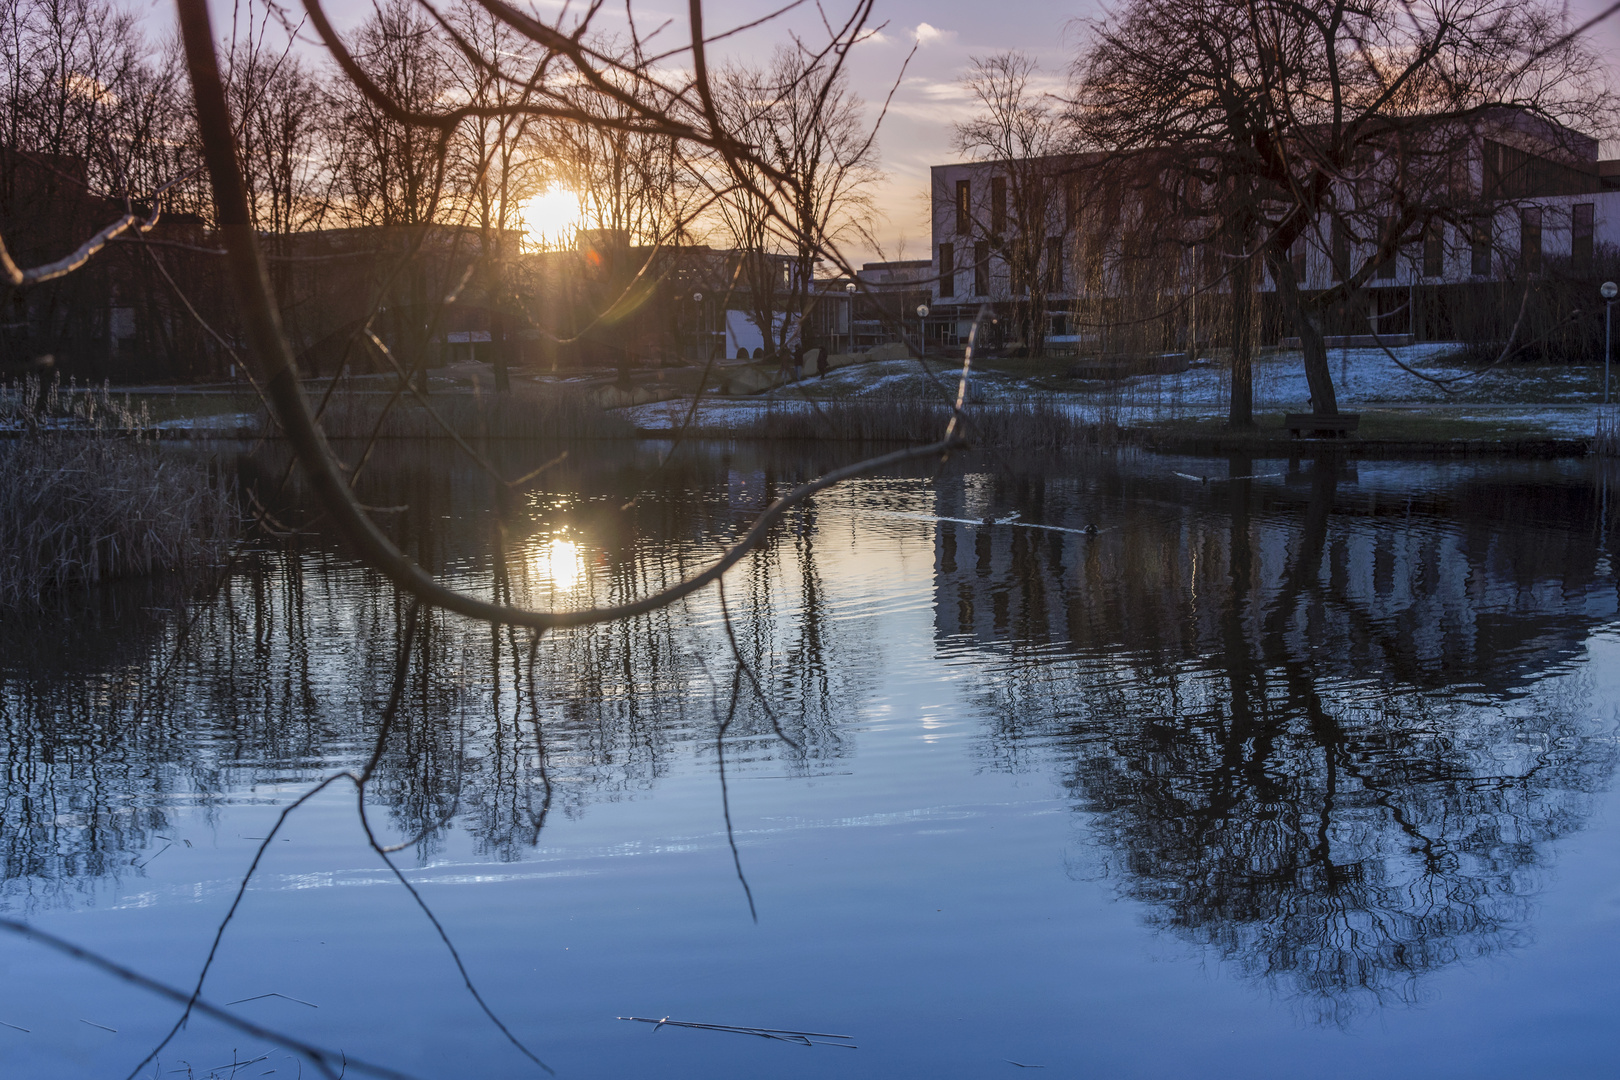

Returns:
913,22,955,46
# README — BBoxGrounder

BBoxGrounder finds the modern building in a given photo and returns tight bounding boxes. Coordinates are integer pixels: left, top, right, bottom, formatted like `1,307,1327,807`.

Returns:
926,112,1620,358
808,259,934,355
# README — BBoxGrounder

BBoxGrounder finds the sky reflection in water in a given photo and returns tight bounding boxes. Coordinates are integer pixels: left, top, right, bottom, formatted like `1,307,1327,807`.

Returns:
3,446,1620,1079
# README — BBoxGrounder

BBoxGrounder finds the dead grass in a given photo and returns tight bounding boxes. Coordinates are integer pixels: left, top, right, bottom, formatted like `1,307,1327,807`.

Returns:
287,389,635,440
0,377,236,607
1598,407,1620,457
1135,409,1586,452
701,395,1116,449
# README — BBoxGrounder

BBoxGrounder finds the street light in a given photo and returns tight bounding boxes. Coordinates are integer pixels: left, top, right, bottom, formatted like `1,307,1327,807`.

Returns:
845,281,857,352
688,292,703,361
1603,280,1617,405
916,303,930,357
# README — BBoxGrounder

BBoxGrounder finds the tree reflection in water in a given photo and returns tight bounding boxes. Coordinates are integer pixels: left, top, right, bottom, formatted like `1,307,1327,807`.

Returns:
1,446,1617,1038
0,443,869,909
936,456,1620,1023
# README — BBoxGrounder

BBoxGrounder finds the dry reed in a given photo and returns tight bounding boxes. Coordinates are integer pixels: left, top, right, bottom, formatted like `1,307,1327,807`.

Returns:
1597,407,1620,457
286,389,635,440
701,395,1114,450
1,377,236,607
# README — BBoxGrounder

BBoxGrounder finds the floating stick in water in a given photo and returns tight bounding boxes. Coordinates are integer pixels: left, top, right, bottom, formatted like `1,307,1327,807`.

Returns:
225,994,318,1009
617,1016,856,1048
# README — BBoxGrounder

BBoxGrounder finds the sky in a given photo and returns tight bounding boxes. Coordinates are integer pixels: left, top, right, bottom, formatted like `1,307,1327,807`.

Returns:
696,0,1620,266
701,0,1096,264
163,0,1620,265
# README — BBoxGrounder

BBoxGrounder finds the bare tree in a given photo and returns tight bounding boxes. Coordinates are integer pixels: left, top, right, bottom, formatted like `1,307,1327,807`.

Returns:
445,0,549,391
712,46,879,366
0,0,210,375
546,38,702,375
954,51,1066,358
326,0,452,230
551,43,695,248
1073,0,1615,416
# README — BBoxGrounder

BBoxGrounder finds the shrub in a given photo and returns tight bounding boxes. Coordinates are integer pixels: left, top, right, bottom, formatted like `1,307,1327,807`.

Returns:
0,378,236,607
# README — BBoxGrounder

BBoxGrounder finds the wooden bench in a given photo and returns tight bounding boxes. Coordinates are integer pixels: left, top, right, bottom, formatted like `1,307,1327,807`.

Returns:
1284,413,1360,438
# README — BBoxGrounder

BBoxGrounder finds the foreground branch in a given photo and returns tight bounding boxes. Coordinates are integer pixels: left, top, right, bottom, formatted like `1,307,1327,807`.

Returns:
178,0,961,632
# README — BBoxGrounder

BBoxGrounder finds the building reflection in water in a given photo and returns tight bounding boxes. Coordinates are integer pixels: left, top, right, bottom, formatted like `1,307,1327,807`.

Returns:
932,456,1620,1022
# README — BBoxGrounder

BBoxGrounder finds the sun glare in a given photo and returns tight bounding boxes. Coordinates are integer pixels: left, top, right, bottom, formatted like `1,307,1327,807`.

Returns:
521,188,583,249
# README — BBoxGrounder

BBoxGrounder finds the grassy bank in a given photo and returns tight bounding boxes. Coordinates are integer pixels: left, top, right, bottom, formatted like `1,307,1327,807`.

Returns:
274,388,636,440
0,379,236,607
1133,410,1592,456
671,395,1117,449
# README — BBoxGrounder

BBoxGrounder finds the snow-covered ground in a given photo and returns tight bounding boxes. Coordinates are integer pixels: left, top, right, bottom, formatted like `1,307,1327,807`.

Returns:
626,342,1615,438
152,412,261,432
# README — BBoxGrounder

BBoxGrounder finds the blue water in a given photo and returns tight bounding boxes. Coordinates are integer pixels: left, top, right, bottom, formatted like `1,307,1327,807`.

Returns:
4,447,1619,1078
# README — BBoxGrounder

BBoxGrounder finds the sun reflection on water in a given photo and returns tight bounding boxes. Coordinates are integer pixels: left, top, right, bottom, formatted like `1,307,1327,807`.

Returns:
530,536,586,593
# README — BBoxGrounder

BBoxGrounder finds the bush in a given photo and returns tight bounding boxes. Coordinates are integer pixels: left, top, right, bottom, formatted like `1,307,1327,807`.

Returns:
0,378,236,607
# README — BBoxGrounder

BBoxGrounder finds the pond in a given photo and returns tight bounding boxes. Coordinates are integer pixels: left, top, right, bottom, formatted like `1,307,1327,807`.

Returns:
4,444,1620,1079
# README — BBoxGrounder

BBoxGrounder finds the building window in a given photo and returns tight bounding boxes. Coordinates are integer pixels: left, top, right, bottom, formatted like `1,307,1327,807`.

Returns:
1574,202,1595,273
1046,236,1063,293
973,240,990,296
1471,216,1492,276
990,176,1007,234
1289,240,1307,284
1422,221,1443,277
938,242,955,298
1065,177,1080,231
1375,217,1397,279
1520,206,1542,274
955,180,971,234
1331,217,1349,280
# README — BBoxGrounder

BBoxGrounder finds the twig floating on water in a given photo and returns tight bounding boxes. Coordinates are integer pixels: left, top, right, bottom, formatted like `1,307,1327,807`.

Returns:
135,841,173,869
210,1051,272,1070
226,994,319,1009
1174,471,1285,484
80,1019,118,1032
1006,1061,1045,1068
617,1016,856,1048
1,1020,29,1032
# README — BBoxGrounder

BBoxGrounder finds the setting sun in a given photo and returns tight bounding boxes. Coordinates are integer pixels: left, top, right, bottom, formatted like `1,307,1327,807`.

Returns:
521,188,583,249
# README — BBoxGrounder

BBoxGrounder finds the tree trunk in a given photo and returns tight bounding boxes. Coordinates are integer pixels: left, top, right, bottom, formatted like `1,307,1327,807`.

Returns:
1265,245,1338,415
1228,248,1255,429
492,306,511,394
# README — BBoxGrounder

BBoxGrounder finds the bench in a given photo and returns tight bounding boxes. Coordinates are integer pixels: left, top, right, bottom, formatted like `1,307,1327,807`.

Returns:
1284,413,1360,439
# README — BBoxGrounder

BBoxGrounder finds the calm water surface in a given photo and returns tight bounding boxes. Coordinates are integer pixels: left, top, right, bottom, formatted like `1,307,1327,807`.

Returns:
4,445,1620,1079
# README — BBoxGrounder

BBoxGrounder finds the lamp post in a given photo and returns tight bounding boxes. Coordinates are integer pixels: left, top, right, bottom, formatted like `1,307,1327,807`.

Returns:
691,292,703,362
1603,281,1617,405
917,303,930,356
845,281,856,353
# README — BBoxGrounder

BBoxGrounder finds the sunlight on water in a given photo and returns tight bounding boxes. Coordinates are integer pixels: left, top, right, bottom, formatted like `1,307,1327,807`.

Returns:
529,534,586,594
